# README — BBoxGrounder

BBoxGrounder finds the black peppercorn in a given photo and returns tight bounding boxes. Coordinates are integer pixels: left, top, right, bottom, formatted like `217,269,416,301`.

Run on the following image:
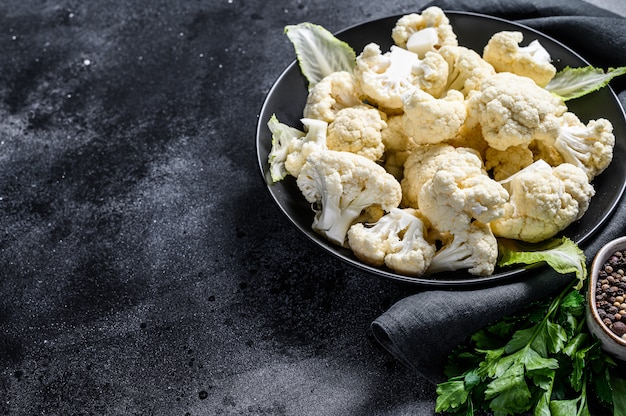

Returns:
612,321,626,337
595,248,626,338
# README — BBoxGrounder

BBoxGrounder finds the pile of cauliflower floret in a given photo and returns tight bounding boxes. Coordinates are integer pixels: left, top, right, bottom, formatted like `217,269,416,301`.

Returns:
268,6,615,277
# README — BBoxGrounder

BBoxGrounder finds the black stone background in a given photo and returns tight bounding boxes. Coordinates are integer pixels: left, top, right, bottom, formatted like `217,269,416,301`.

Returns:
0,1,623,415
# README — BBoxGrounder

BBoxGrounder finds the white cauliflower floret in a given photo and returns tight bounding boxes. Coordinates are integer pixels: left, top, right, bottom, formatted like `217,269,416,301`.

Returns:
347,208,435,276
391,6,458,57
296,150,402,246
327,105,387,161
438,45,496,97
490,160,595,243
410,51,450,99
483,31,556,87
466,72,567,151
402,89,466,144
551,112,615,180
385,219,435,276
381,115,417,180
400,144,483,209
303,71,363,123
553,162,596,216
417,156,509,234
267,115,328,181
485,144,534,181
354,43,448,109
427,221,498,276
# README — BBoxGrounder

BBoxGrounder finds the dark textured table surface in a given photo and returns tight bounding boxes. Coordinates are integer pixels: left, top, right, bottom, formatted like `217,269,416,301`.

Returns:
1,1,624,415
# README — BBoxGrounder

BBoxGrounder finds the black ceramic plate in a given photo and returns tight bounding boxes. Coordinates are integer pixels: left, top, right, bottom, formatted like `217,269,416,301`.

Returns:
256,11,626,287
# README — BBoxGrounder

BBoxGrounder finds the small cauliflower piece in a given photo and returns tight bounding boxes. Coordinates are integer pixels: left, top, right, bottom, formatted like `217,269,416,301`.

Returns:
347,208,435,276
551,112,615,180
466,72,567,151
391,6,458,57
438,45,496,97
485,144,534,181
267,115,328,181
427,221,498,276
284,119,329,178
303,71,363,123
410,51,450,99
417,156,509,234
385,220,436,276
483,31,557,87
381,115,417,180
400,144,483,209
327,105,387,161
354,43,448,109
490,160,595,243
296,150,402,246
402,89,466,144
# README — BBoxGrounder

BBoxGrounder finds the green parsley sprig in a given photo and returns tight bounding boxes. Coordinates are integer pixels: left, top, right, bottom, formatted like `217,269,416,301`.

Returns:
435,238,626,415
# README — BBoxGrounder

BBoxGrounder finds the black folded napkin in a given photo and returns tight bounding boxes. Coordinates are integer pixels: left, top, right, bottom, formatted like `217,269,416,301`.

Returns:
371,0,626,384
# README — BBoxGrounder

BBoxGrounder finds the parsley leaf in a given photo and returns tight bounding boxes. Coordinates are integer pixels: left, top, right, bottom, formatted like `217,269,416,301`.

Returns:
435,278,626,415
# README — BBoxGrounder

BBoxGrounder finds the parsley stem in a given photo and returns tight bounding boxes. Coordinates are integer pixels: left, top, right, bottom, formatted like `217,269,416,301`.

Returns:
526,279,574,346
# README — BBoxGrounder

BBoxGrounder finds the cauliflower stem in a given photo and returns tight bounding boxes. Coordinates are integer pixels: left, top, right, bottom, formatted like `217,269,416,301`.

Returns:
427,234,480,275
313,188,383,247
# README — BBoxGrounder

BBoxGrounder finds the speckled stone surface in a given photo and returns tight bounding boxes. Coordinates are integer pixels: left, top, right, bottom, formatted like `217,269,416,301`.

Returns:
0,1,623,415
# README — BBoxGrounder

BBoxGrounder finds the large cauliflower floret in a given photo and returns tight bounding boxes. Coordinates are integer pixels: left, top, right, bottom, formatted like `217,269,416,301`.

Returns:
417,156,509,234
400,144,483,209
296,150,402,246
438,45,496,97
427,221,499,276
347,208,436,276
354,43,449,109
466,72,567,151
303,71,363,123
483,31,557,87
391,6,458,58
381,115,417,180
485,144,534,181
267,115,328,181
490,160,595,243
551,112,615,180
402,89,466,144
327,105,387,161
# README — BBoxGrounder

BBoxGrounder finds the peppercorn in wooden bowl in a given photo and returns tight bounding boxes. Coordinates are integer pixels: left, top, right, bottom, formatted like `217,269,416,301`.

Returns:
587,236,626,361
